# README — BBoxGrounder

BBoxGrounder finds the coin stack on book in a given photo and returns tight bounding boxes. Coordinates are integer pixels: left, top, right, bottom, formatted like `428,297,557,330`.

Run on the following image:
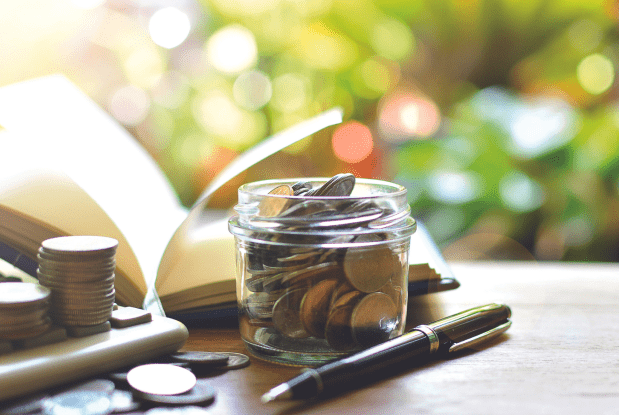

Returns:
0,283,52,340
36,236,118,330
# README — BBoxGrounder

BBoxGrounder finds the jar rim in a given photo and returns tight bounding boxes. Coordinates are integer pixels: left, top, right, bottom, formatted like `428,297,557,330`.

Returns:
237,177,408,199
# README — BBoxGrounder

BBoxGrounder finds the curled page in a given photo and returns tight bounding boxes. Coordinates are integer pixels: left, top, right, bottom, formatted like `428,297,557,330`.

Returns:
146,108,344,315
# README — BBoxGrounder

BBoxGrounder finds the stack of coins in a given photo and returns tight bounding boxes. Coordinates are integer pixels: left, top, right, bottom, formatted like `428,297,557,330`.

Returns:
36,236,118,328
239,174,408,351
0,283,52,340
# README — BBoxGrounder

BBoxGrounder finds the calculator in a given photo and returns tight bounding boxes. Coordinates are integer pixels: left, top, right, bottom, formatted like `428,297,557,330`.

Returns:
0,308,188,403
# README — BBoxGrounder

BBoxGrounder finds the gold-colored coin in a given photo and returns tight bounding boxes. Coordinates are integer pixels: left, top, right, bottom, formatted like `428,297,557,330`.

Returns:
300,279,339,338
272,288,309,339
330,290,363,311
343,242,398,293
351,292,398,347
329,282,355,310
325,304,356,351
258,185,293,217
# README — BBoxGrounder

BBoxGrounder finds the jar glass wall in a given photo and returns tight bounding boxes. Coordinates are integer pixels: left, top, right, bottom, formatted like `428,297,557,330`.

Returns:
229,177,416,366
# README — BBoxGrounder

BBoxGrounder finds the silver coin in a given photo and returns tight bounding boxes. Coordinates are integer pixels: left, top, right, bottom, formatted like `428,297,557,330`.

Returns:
127,364,196,396
109,389,141,413
40,236,118,256
0,283,50,308
135,379,216,406
170,351,229,367
215,352,250,370
272,288,310,339
42,390,111,415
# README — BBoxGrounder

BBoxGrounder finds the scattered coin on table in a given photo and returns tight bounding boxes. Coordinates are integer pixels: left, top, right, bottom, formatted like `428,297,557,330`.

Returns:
133,378,217,406
127,364,197,396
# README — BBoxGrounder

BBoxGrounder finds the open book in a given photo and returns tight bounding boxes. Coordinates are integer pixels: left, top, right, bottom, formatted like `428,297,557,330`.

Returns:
0,75,457,321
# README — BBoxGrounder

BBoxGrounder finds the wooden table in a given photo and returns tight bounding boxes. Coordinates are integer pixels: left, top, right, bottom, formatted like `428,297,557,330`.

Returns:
183,261,619,414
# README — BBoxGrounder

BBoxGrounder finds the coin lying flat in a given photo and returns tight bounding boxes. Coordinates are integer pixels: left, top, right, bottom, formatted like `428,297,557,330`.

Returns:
40,236,118,256
171,351,230,368
127,364,197,396
41,390,112,415
0,283,50,308
134,379,216,406
214,352,251,370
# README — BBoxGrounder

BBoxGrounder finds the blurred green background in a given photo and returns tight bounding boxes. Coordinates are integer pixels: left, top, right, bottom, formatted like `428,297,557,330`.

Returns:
2,0,618,262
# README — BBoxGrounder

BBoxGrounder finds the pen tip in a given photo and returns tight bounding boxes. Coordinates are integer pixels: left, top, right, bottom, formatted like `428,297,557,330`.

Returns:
261,384,292,403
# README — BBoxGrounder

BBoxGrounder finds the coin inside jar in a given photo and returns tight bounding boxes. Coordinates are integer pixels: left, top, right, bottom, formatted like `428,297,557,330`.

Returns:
272,288,310,339
351,292,398,347
300,279,339,338
258,185,293,217
343,238,398,293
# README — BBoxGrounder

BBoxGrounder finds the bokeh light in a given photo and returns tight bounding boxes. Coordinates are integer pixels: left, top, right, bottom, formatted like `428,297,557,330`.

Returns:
148,7,191,49
427,170,482,204
499,171,545,213
270,74,308,113
109,85,151,127
72,0,105,9
379,93,441,142
233,70,272,110
206,25,257,74
332,121,374,164
371,17,415,61
577,53,615,95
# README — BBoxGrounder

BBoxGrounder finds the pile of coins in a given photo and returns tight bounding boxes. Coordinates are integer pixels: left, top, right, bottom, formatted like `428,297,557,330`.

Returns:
3,351,251,414
0,283,52,340
237,174,410,352
37,236,118,329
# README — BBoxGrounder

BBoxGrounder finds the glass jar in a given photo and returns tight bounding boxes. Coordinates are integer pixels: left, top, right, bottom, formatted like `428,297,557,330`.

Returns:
228,177,416,366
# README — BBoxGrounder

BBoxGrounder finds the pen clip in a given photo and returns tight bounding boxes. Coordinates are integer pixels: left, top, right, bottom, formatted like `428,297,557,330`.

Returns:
448,320,512,353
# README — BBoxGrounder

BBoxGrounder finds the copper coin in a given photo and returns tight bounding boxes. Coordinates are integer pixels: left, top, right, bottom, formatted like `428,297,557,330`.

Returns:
330,290,363,311
351,292,398,347
329,282,355,309
324,305,356,351
258,185,293,217
272,288,310,339
300,279,339,338
343,242,397,293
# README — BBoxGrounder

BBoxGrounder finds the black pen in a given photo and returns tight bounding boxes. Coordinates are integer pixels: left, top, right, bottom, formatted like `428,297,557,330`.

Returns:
262,303,512,402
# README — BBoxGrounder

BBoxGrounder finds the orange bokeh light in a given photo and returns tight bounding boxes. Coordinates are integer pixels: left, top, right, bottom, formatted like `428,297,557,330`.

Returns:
378,92,441,142
331,121,374,164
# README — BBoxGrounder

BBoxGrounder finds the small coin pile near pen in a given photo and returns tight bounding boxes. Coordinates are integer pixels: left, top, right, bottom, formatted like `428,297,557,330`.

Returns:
242,174,408,351
37,236,118,330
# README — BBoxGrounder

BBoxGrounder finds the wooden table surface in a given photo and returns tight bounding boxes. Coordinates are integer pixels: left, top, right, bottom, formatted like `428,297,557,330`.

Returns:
182,261,619,415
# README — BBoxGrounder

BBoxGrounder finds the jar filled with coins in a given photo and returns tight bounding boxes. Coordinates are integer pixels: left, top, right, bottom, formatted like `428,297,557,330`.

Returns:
228,175,416,366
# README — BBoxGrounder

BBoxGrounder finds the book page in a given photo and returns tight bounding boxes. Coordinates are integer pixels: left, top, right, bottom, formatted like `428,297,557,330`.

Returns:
0,75,188,291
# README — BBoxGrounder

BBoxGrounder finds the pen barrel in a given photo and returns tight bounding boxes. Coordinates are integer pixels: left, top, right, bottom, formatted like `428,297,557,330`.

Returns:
430,304,511,348
315,330,430,392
